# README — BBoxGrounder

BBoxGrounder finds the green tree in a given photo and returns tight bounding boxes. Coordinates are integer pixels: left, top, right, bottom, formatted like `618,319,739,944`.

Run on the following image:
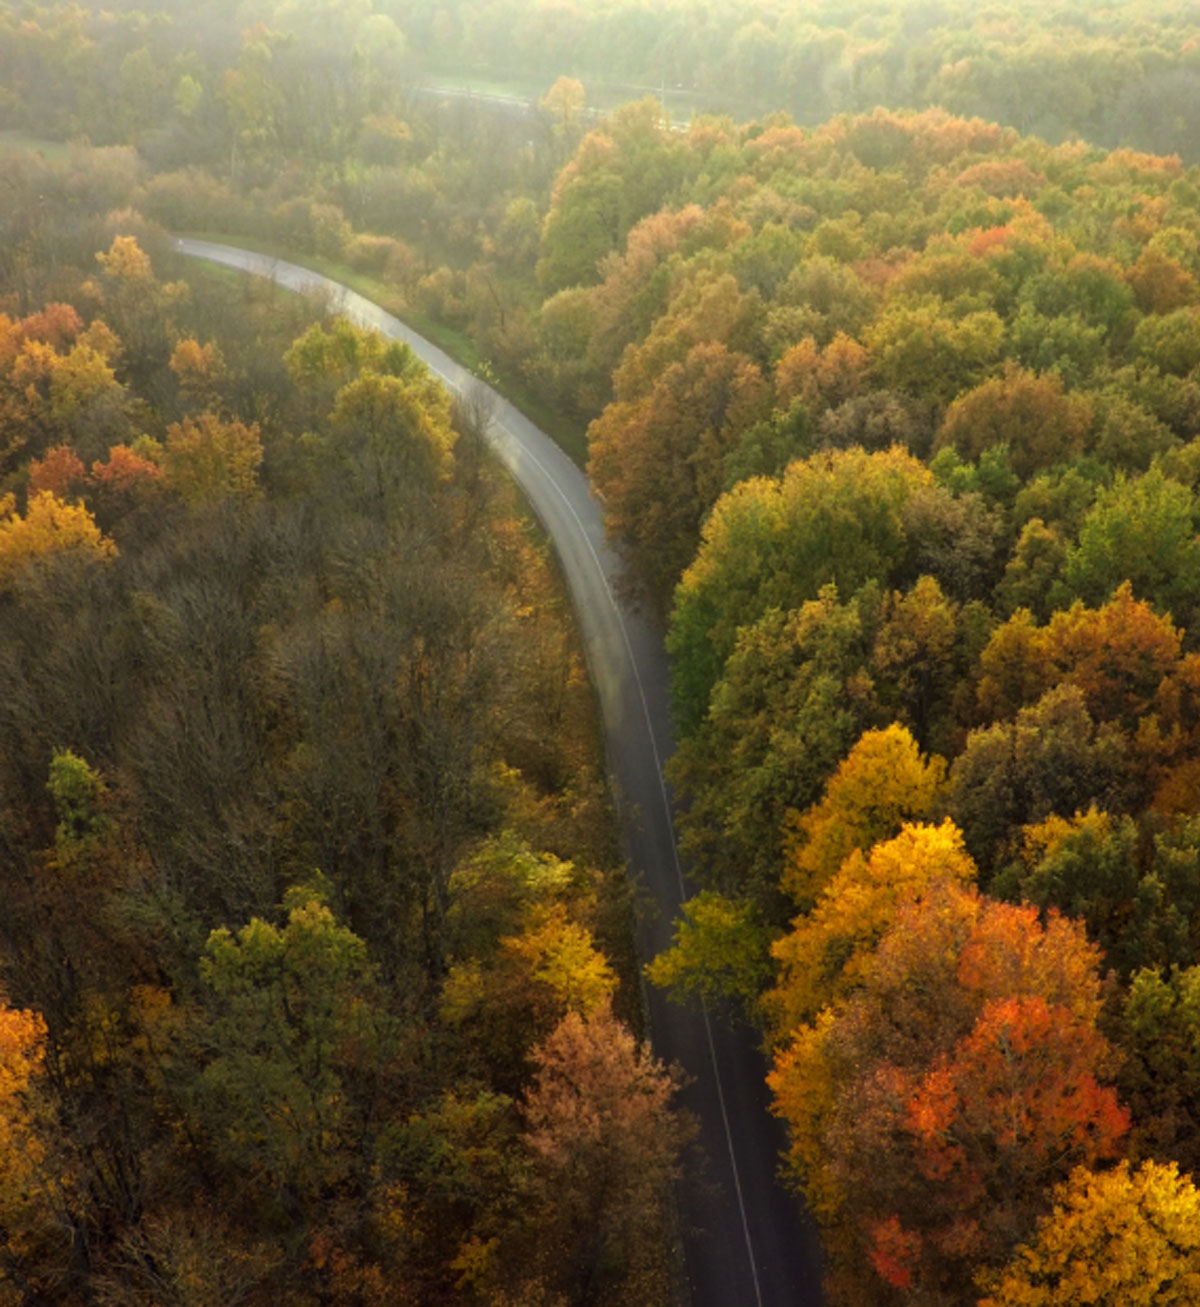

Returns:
997,519,1071,619
646,891,774,1014
331,369,455,498
865,301,1005,404
870,575,964,750
1131,306,1200,376
1063,468,1200,628
999,809,1200,978
670,586,880,910
194,883,394,1216
949,681,1139,883
1113,964,1200,1176
46,747,110,848
669,446,933,736
537,100,689,293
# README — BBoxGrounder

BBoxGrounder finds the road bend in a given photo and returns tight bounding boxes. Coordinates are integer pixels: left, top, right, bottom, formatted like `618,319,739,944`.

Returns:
175,239,824,1307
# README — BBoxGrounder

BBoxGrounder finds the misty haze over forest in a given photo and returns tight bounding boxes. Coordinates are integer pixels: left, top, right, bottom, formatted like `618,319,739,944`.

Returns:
3,2,1200,1304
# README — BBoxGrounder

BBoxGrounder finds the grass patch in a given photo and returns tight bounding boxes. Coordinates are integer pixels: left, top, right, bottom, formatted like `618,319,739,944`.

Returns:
0,129,72,160
177,230,589,467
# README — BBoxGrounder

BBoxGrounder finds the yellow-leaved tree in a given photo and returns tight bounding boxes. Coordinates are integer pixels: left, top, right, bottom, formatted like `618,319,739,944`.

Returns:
978,1161,1200,1306
163,413,263,505
0,490,117,588
0,1004,67,1303
441,902,617,1087
765,820,977,1040
781,724,947,909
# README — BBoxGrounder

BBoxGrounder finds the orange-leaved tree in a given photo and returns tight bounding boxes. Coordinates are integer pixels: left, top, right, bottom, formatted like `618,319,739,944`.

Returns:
28,445,86,499
0,1003,72,1302
588,340,768,604
769,878,1127,1301
517,1001,691,1305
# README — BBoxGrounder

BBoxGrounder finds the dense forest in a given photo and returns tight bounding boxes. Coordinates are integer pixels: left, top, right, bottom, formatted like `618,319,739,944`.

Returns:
6,0,1200,159
7,0,1200,1303
401,0,1200,159
0,179,690,1303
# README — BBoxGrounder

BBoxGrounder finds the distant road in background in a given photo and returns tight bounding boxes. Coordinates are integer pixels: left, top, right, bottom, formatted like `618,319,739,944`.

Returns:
409,82,540,116
408,79,700,130
176,238,824,1307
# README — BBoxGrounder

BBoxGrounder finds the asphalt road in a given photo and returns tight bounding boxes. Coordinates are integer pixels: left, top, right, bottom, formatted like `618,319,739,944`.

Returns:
174,239,824,1307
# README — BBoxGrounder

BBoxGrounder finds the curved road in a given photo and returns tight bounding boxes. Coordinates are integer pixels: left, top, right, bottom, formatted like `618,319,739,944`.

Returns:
175,239,823,1307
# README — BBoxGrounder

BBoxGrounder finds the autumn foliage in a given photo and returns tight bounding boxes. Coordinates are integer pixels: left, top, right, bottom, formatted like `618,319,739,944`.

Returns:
979,1161,1200,1306
14,11,1200,1299
519,1003,691,1303
769,874,1127,1299
0,237,688,1307
0,489,116,587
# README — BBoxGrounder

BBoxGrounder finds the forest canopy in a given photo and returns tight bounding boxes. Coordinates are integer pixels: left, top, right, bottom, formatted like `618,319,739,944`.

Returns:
0,207,687,1303
8,1,1200,1302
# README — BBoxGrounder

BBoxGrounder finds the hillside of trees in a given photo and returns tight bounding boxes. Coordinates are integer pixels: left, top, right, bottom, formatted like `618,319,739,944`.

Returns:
0,167,691,1303
6,0,1200,162
400,0,1200,159
572,103,1200,1307
8,0,1200,1302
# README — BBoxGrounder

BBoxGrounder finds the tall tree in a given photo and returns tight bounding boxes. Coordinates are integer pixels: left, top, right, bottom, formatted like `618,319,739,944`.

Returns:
517,1002,691,1307
670,585,881,909
587,340,768,603
770,882,1125,1302
766,820,976,1038
668,446,933,735
192,883,396,1226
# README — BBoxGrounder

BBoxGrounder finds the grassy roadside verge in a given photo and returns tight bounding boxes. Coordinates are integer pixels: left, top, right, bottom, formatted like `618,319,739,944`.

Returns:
175,230,591,467
0,128,71,159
